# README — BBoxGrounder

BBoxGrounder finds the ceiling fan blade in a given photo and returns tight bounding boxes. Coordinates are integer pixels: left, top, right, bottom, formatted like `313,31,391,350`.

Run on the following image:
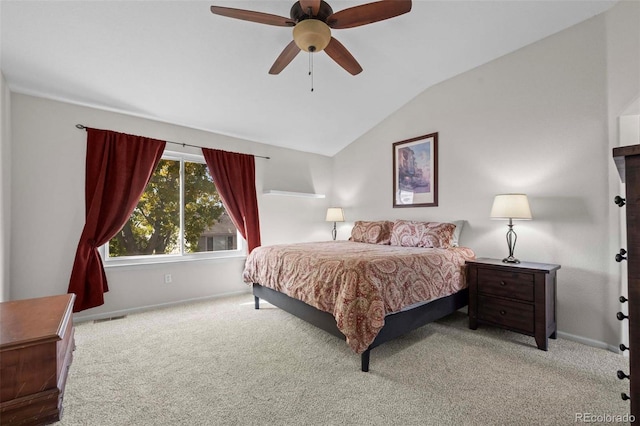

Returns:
269,41,301,75
327,0,412,29
324,37,363,75
210,5,295,27
299,0,321,16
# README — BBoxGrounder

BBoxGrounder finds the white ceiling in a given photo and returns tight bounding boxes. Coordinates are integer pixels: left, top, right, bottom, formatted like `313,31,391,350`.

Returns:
0,0,616,156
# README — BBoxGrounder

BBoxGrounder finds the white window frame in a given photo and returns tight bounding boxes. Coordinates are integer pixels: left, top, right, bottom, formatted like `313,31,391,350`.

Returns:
101,151,245,267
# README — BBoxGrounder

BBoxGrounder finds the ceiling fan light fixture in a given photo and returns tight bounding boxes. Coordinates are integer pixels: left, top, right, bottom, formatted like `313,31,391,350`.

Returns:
210,0,412,75
293,19,331,52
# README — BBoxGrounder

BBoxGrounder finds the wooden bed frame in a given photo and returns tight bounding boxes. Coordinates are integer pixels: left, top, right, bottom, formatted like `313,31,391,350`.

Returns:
253,283,469,372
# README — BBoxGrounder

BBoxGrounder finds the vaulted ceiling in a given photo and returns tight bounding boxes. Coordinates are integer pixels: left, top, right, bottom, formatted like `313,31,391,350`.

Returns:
0,1,616,156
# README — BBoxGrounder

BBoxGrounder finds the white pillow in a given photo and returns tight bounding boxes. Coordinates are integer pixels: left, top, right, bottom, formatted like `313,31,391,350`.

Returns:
449,220,465,247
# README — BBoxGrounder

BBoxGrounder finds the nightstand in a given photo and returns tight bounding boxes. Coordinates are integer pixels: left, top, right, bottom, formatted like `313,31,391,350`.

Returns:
467,258,560,350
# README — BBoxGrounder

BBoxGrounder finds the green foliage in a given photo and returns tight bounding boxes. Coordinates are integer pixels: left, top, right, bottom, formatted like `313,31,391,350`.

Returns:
109,160,225,257
183,162,225,252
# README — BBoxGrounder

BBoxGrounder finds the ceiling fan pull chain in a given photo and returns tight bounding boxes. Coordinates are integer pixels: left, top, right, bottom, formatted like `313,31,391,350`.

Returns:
305,3,315,93
309,47,315,92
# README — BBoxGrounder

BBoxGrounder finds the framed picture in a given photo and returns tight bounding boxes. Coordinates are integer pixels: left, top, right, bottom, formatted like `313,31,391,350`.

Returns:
393,132,438,208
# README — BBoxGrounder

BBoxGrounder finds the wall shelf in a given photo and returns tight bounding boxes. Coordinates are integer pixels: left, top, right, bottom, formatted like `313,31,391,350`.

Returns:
262,190,325,199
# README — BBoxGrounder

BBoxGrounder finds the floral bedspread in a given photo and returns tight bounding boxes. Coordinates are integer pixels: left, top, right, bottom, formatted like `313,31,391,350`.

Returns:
242,241,476,354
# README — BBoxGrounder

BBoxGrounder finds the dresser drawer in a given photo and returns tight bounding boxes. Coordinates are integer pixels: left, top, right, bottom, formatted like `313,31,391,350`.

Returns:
478,295,534,334
477,268,534,301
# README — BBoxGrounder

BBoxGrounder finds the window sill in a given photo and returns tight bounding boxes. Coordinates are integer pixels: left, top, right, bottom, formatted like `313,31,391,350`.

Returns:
103,252,246,269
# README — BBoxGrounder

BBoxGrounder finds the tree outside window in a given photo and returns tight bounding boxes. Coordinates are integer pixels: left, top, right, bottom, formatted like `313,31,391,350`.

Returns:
108,155,239,258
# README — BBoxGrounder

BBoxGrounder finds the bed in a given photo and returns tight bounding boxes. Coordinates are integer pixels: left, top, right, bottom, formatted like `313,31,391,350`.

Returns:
242,220,475,371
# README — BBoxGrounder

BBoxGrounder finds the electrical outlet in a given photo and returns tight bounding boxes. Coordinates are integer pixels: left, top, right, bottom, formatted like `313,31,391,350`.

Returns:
164,274,172,284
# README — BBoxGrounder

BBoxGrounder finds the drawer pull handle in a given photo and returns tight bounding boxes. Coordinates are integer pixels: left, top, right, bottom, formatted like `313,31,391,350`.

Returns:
616,249,627,262
617,370,630,380
500,281,506,286
617,312,629,321
615,195,626,207
622,392,631,401
620,343,629,352
499,310,507,316
620,296,628,304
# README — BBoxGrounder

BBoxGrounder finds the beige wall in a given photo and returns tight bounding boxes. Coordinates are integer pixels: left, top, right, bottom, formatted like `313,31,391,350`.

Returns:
331,1,639,350
0,71,10,302
9,94,333,321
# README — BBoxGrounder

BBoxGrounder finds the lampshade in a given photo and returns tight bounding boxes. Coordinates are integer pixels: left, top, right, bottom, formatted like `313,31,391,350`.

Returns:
490,194,532,220
293,19,331,52
325,207,345,222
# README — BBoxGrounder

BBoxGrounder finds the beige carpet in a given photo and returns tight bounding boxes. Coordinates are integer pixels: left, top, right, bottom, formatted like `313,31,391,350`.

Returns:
57,293,631,425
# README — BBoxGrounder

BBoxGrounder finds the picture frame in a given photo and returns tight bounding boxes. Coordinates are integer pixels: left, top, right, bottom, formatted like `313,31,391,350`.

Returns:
393,132,438,208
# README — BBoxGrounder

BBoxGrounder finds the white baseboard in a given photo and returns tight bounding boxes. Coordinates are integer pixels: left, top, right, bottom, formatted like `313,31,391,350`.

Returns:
557,330,620,354
72,289,252,324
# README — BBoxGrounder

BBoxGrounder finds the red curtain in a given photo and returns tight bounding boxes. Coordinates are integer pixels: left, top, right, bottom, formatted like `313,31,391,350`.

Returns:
202,148,261,253
68,129,166,312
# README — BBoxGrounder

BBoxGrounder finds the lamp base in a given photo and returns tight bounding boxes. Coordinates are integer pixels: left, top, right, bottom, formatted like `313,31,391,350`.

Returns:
503,220,520,264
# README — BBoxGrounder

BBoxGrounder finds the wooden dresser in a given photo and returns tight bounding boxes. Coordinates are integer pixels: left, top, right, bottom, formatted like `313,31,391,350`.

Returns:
613,144,640,415
0,294,75,425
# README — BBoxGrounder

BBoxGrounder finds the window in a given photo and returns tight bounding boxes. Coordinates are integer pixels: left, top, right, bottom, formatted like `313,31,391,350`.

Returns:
105,152,242,263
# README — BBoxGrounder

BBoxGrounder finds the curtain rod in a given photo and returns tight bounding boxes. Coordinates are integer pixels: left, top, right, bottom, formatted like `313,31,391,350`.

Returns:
75,124,270,160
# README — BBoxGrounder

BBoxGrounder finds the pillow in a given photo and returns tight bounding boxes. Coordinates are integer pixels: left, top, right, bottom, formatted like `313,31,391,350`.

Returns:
390,220,456,248
350,221,393,245
449,220,465,247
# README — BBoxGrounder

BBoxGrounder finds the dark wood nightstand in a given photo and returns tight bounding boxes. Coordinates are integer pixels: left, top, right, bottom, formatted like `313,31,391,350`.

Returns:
467,258,560,350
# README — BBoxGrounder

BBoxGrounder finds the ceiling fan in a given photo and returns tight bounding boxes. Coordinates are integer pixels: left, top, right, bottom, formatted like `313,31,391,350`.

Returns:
210,0,412,76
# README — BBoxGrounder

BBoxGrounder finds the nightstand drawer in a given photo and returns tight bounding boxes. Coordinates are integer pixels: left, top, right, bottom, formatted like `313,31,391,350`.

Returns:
478,296,534,334
478,268,534,301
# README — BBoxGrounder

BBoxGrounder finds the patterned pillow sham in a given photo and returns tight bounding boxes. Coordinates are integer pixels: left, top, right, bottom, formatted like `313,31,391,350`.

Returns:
390,220,457,248
349,221,394,245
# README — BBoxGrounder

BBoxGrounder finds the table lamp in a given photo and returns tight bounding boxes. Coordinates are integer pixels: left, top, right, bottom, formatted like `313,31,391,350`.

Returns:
326,207,345,240
490,194,532,264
